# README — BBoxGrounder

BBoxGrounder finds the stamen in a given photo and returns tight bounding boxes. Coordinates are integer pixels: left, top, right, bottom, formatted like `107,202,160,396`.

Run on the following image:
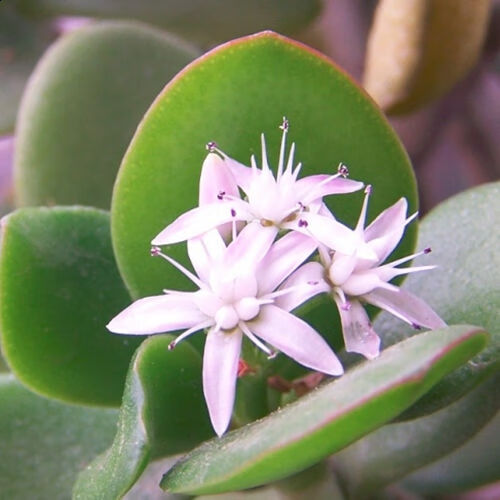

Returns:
424,247,432,254
412,323,422,330
337,162,349,177
206,141,217,152
240,322,276,358
230,208,237,217
298,219,308,228
355,184,372,233
260,134,271,173
286,143,296,176
150,246,205,288
381,248,434,269
277,117,289,179
262,281,321,301
406,211,419,226
168,320,213,350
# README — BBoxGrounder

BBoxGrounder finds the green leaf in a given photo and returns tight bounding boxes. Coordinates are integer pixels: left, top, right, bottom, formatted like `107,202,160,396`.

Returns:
403,411,500,494
160,325,487,495
0,207,142,406
0,5,55,133
0,373,117,500
14,20,199,209
73,334,213,500
111,31,417,309
15,0,322,44
333,371,500,497
375,181,500,419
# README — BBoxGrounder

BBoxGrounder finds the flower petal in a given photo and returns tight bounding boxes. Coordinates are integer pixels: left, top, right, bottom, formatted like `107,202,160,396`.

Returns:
287,212,358,256
363,287,447,330
187,230,226,283
249,305,343,376
334,298,381,360
257,231,317,295
151,200,250,245
225,221,277,274
364,198,408,262
203,327,243,436
223,154,253,192
274,262,329,311
199,153,240,205
107,294,206,335
296,175,364,204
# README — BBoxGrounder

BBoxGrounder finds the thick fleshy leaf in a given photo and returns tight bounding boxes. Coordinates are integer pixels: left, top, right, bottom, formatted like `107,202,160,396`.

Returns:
16,0,322,44
0,374,118,500
403,411,500,495
112,31,417,304
73,334,212,500
333,371,500,497
364,0,491,114
0,5,55,133
0,207,142,406
14,20,199,209
160,325,487,495
375,182,500,418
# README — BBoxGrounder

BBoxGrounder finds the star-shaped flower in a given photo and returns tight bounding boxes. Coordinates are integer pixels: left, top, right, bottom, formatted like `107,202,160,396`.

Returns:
152,118,363,255
107,223,343,436
278,186,446,360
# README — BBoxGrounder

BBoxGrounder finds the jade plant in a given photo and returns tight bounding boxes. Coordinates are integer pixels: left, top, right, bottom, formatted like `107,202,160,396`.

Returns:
0,7,498,500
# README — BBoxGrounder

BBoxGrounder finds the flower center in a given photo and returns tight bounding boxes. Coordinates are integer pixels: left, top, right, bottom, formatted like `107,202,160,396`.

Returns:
214,297,261,331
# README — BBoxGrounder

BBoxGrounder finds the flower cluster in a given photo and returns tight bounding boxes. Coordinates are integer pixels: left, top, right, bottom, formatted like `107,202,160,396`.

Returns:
107,118,445,436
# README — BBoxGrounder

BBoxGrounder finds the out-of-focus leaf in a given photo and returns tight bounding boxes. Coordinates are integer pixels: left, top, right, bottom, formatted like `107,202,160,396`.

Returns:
333,371,500,497
14,20,199,209
111,31,417,320
160,325,487,495
73,334,212,500
375,181,500,419
364,0,491,114
0,373,118,500
0,207,142,406
403,411,500,494
15,0,322,44
0,5,55,133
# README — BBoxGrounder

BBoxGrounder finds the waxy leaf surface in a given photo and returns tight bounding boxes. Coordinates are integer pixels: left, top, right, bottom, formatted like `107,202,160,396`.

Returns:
15,20,199,209
112,31,417,310
73,334,212,500
375,181,500,418
0,207,142,406
15,0,321,44
161,325,487,495
0,374,117,500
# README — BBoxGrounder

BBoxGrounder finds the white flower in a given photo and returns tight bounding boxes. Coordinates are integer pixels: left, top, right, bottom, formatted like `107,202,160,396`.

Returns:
279,186,446,360
107,223,343,436
152,118,363,255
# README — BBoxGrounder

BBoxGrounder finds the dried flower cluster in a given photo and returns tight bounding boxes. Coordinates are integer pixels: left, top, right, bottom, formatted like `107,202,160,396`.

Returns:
108,118,445,436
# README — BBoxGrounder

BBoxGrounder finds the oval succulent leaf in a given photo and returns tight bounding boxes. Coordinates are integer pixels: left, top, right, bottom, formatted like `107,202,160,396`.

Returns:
375,181,500,419
0,207,142,406
14,20,199,209
73,334,213,500
161,325,487,495
111,31,417,307
333,370,500,497
0,374,118,500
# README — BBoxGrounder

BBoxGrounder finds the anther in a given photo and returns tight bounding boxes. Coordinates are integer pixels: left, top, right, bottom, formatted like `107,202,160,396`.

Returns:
267,350,278,360
364,184,372,195
150,246,161,256
307,280,319,285
168,340,176,350
206,141,217,152
230,208,237,217
217,190,225,200
298,219,308,228
412,323,422,330
337,162,349,177
424,247,432,254
279,117,289,132
341,301,352,311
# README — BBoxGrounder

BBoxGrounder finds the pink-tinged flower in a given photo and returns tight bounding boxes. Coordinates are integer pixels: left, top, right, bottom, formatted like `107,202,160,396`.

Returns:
279,186,446,360
152,118,363,255
107,223,343,436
